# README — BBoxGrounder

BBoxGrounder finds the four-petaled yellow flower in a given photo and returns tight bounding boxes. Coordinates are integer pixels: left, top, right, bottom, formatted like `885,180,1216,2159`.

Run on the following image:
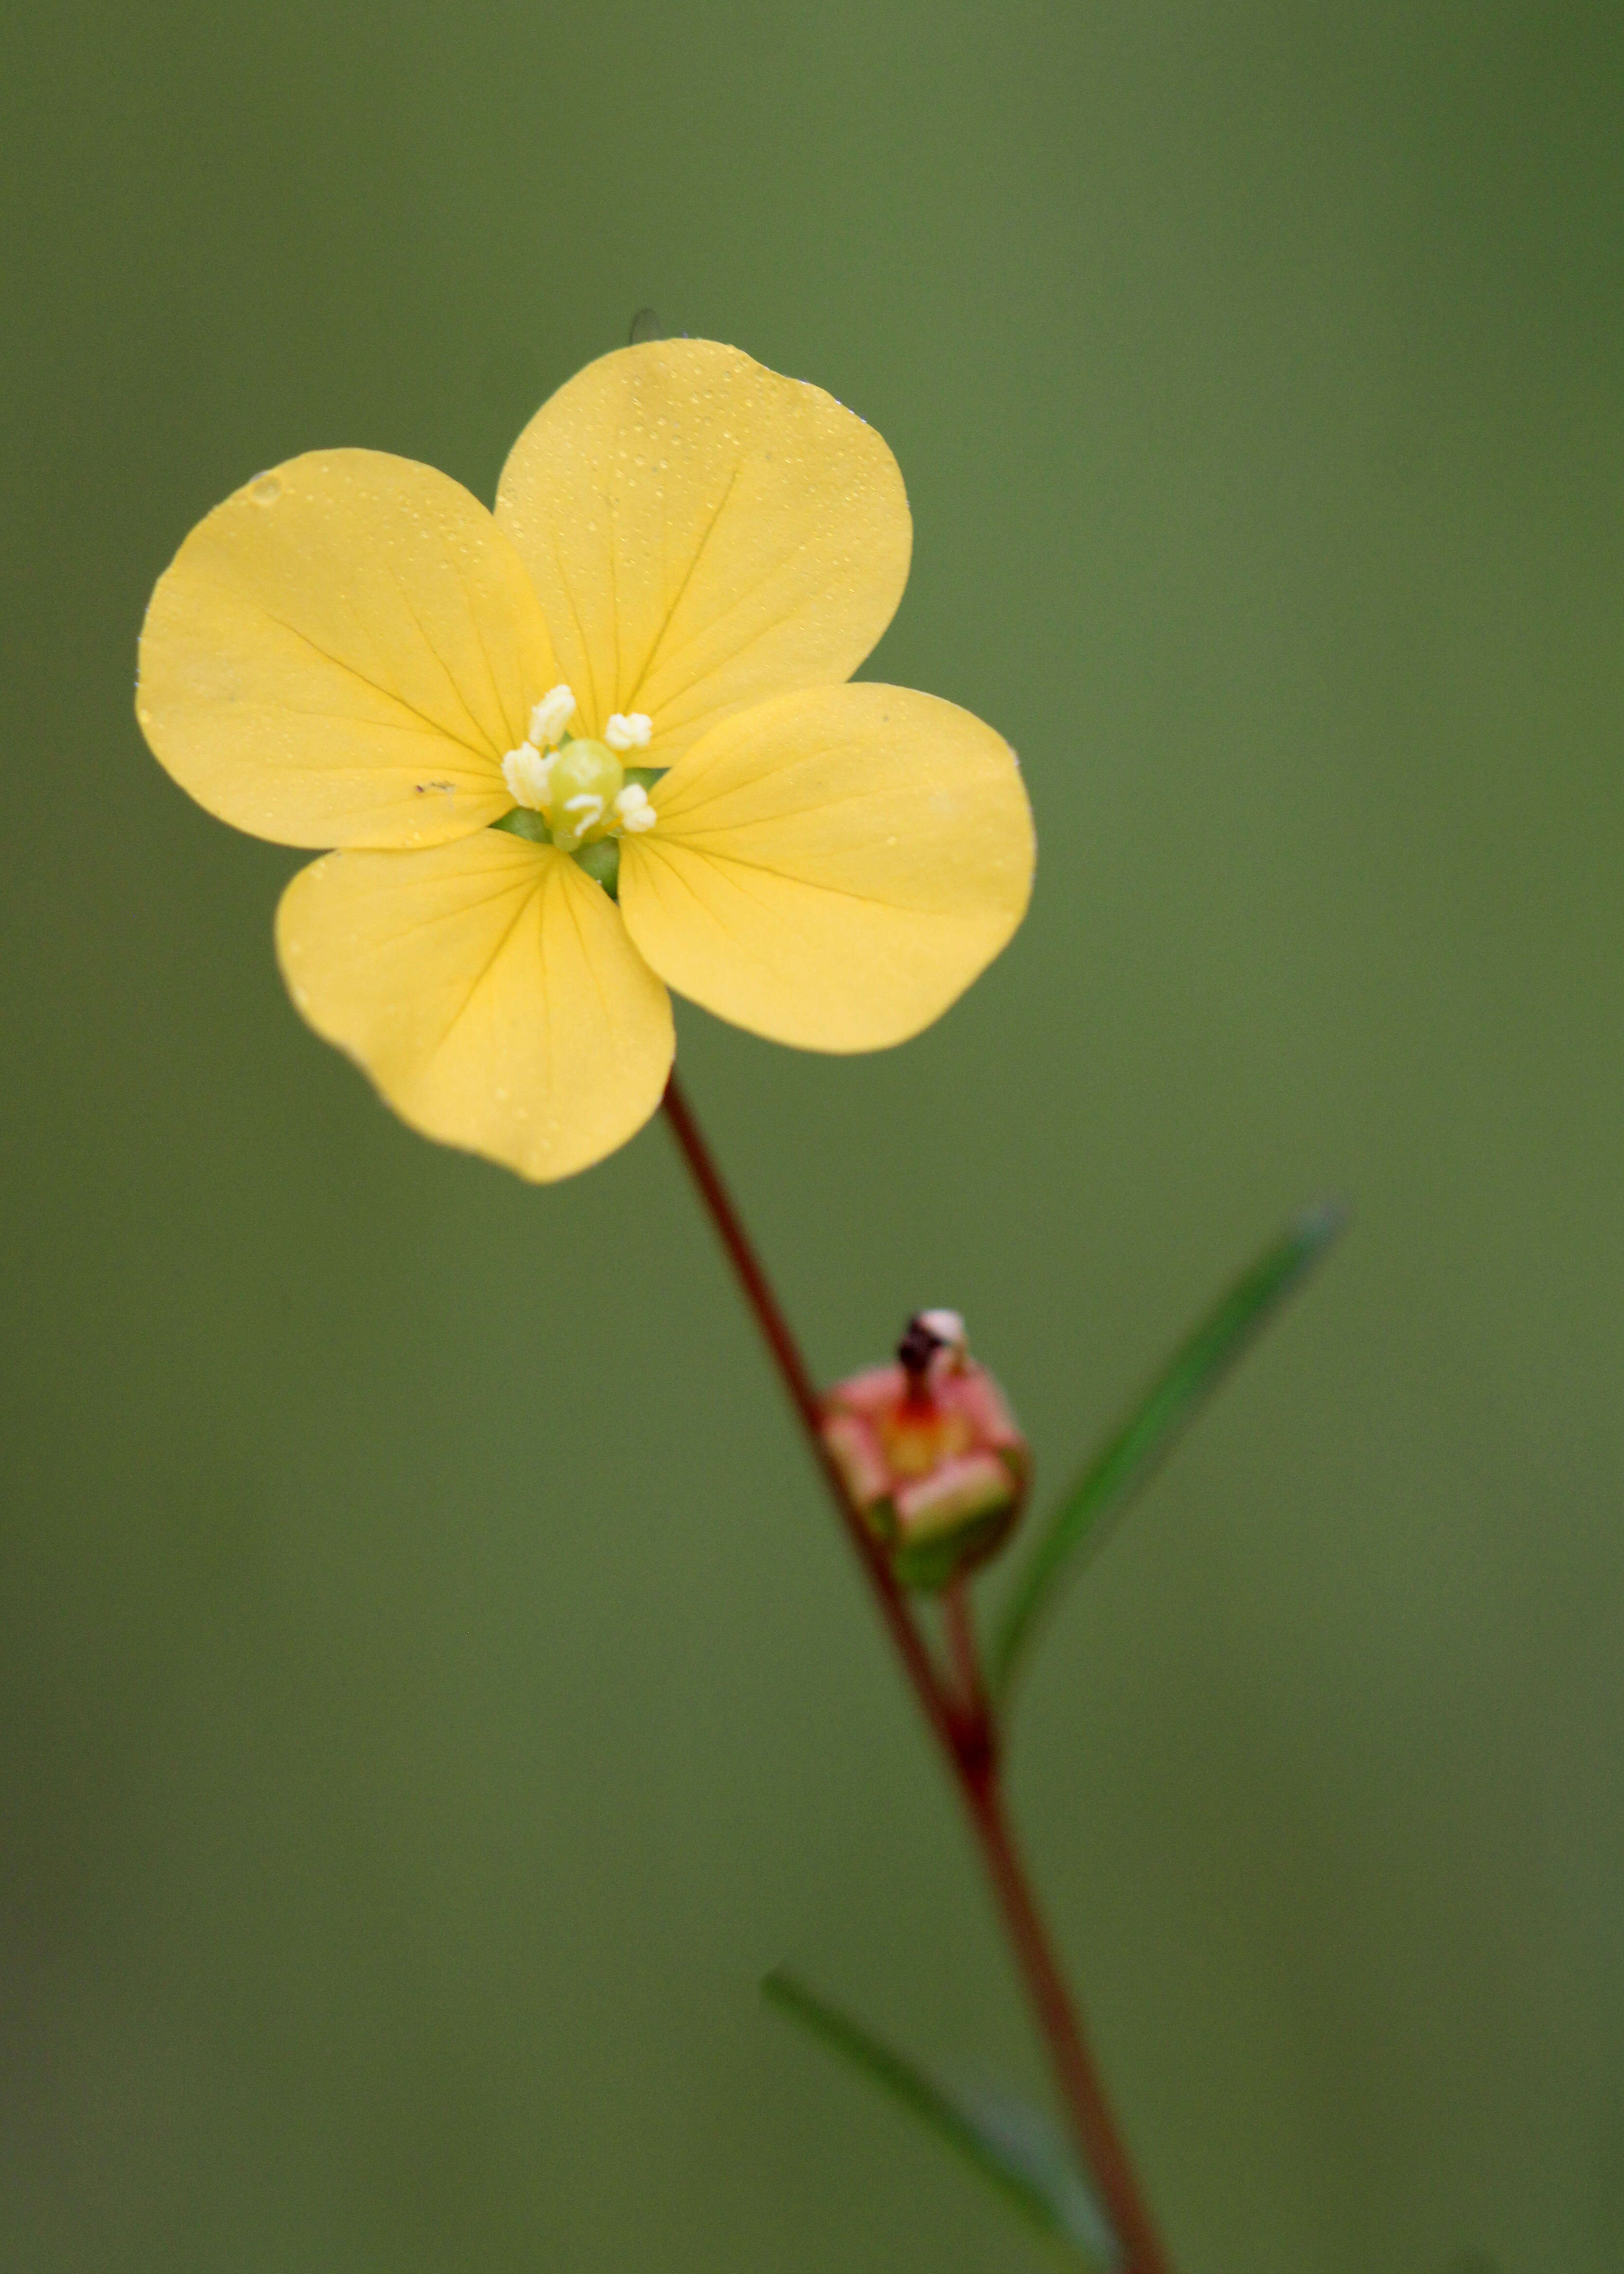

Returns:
137,340,1035,1180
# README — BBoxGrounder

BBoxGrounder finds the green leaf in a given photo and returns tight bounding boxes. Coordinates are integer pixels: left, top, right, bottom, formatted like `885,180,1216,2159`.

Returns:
762,1967,1119,2266
990,1200,1346,1701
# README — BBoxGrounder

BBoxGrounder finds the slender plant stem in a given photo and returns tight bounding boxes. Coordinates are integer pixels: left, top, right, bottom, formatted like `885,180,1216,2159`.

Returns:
943,1575,992,1737
661,1072,1172,2274
960,1765,1170,2274
660,1073,959,1760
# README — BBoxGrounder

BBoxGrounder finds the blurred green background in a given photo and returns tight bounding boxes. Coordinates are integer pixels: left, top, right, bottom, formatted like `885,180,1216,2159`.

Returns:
3,1,1623,2267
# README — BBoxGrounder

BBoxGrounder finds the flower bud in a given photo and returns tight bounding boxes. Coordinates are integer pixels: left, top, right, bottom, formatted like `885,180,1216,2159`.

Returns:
820,1312,1029,1592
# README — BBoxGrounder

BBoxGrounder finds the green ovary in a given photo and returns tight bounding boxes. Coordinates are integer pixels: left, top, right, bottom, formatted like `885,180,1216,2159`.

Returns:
546,740,625,852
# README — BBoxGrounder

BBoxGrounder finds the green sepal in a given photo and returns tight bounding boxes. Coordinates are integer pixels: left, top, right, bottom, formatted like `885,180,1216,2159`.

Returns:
572,839,621,897
762,1970,1119,2265
492,807,552,844
886,1497,1022,1594
621,765,667,793
989,1201,1346,1701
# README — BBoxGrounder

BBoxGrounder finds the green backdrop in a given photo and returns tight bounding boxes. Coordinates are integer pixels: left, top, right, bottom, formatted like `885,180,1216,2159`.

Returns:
4,2,1623,2268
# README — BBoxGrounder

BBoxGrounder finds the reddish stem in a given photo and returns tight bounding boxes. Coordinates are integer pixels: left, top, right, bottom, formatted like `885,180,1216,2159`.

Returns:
943,1575,992,1737
961,1765,1170,2274
660,1072,958,1760
660,1073,1172,2274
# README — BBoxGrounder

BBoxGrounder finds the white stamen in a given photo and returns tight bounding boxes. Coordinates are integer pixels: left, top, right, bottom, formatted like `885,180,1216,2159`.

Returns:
614,784,658,833
561,792,605,832
604,710,652,752
919,1308,967,1353
528,684,577,749
502,742,555,811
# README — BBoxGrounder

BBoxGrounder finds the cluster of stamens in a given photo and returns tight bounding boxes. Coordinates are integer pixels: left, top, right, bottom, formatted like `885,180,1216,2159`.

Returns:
500,685,659,856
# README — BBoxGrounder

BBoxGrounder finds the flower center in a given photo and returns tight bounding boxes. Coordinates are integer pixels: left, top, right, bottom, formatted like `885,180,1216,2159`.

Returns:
495,685,659,889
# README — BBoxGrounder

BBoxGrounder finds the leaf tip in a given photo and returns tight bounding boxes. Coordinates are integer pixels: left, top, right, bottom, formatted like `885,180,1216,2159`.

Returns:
1294,1194,1351,1249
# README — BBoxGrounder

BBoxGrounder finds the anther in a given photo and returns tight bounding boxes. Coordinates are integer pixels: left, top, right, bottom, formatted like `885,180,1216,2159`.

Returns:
604,710,652,752
529,685,577,749
614,783,658,834
502,743,555,811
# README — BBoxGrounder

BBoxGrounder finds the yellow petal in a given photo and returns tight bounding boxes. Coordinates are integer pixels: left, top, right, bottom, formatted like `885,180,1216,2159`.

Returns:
138,452,559,849
275,834,673,1181
617,683,1034,1052
493,340,910,766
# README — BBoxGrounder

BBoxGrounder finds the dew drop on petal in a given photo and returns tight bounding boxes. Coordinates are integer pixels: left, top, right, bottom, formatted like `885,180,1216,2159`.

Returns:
249,474,281,506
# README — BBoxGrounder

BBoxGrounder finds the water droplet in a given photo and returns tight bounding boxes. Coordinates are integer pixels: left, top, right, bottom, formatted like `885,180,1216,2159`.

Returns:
248,473,281,506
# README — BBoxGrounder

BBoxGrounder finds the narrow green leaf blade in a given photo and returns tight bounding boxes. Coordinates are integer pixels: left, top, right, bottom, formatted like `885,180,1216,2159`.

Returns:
990,1200,1346,1700
762,1968,1119,2265
955,2082,1121,2267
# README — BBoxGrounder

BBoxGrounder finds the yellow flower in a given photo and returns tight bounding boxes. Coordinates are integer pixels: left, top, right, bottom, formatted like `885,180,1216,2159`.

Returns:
137,340,1035,1181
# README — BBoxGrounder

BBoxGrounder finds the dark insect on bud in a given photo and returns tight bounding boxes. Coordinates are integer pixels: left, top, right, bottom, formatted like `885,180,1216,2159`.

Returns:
897,1314,947,1383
